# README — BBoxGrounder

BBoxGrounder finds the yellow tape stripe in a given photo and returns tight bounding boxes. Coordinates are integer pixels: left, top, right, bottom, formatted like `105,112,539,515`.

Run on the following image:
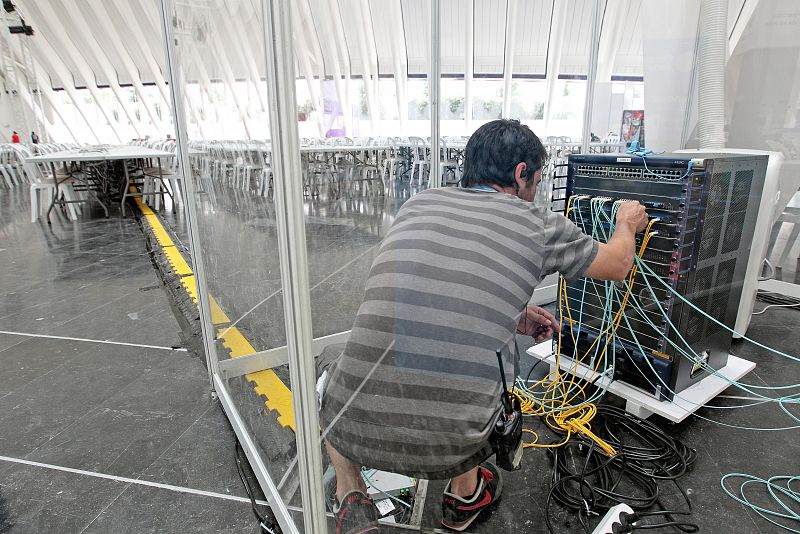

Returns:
209,295,231,325
136,200,155,216
132,193,295,431
162,246,193,276
217,327,296,429
181,275,198,303
133,195,189,273
148,218,177,249
180,276,231,325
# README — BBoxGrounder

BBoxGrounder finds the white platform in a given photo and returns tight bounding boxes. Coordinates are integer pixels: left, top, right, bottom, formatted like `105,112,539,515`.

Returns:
759,278,800,300
526,343,756,423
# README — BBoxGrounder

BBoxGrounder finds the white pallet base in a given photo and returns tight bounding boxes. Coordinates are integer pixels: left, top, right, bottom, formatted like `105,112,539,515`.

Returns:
526,343,756,423
759,278,800,300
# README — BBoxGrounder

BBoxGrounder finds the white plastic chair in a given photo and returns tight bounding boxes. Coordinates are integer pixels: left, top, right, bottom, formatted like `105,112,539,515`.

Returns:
439,138,461,186
408,136,429,188
14,145,80,222
766,189,800,270
0,145,18,187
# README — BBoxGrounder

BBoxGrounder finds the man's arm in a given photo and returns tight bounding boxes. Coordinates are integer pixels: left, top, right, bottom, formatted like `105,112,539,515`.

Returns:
584,201,648,281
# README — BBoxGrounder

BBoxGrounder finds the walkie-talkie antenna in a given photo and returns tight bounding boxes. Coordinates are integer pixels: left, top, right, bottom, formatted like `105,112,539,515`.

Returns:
496,351,512,413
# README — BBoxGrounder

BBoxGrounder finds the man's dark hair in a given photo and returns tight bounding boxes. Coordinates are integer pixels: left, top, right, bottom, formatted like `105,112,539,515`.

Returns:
460,119,547,189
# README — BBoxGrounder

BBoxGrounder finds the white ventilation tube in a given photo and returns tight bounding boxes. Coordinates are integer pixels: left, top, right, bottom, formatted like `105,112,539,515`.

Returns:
697,0,727,149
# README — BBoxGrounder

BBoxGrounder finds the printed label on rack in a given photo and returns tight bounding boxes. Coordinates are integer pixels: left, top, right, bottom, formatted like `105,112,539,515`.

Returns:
375,499,395,516
651,350,671,360
616,157,632,162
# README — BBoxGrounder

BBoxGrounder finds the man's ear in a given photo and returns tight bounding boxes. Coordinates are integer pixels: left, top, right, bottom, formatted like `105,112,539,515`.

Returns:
513,162,528,190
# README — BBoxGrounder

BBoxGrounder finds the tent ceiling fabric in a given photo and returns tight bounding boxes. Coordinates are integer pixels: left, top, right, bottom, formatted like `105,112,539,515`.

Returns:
13,0,649,94
511,0,554,76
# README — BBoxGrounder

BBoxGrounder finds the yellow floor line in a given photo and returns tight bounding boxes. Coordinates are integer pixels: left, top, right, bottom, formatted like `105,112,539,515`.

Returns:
163,246,193,277
132,194,295,431
131,193,191,276
180,274,198,303
208,295,231,325
147,216,176,248
180,276,231,326
217,327,295,429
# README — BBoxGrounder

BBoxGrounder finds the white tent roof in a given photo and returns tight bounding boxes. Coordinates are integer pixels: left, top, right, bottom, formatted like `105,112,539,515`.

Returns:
0,0,752,141
15,0,647,91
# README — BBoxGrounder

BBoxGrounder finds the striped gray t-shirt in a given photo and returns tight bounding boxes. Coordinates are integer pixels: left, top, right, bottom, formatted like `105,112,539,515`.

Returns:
320,187,598,478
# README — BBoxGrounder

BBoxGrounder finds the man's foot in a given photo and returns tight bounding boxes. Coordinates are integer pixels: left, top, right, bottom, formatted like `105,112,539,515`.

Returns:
441,463,503,531
334,490,379,534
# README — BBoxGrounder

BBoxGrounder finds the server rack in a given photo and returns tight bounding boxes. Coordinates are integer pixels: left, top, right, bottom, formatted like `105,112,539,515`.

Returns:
559,153,767,400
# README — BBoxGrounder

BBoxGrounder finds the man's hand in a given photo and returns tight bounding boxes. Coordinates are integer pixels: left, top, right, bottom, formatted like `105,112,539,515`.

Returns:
615,200,649,233
516,305,561,343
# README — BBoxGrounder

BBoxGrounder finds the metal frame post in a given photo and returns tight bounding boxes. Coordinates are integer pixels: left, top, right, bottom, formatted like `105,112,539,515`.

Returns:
158,0,221,386
261,1,328,533
581,0,604,154
430,0,441,188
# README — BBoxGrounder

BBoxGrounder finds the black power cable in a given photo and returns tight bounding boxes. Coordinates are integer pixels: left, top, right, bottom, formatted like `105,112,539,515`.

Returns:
235,440,281,534
543,404,700,533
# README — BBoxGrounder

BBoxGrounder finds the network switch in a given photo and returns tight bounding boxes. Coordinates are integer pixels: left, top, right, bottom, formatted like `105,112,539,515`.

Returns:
559,153,767,400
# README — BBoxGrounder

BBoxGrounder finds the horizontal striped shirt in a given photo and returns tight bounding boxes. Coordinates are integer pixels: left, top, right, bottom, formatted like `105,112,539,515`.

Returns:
320,187,598,478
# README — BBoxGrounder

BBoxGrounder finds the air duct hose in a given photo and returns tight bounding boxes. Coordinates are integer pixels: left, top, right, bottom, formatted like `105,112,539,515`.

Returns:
697,0,727,149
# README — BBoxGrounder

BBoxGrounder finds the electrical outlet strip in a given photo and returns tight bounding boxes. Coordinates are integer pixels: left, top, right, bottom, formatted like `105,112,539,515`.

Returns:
591,503,635,534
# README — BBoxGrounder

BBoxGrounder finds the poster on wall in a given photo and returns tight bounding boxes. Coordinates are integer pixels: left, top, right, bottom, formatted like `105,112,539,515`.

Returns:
620,110,645,148
322,80,345,138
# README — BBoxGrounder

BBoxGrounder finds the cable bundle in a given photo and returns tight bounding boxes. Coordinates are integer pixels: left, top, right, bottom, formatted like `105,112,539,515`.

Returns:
544,405,699,533
513,189,799,531
515,196,658,456
629,257,800,429
529,192,800,429
721,474,800,533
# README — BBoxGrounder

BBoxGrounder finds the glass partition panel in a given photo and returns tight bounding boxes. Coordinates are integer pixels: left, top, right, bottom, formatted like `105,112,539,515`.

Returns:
166,0,432,532
164,1,309,532
286,0,433,529
159,2,800,534
725,0,800,292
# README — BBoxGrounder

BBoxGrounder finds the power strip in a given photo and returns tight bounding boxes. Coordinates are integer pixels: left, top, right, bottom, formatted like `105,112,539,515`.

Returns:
591,503,635,534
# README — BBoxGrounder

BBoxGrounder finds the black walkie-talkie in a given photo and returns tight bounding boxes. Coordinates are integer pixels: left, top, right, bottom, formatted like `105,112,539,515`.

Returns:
490,351,524,471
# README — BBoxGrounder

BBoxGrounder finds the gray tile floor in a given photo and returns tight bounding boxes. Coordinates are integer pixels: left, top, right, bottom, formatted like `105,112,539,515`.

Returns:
0,189,261,533
1,182,799,533
161,181,800,533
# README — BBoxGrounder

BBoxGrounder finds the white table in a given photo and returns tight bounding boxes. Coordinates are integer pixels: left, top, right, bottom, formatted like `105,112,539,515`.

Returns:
300,144,391,153
27,145,174,163
28,145,175,222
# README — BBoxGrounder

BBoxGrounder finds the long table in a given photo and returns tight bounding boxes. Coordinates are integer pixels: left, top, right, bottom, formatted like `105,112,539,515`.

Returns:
28,145,175,222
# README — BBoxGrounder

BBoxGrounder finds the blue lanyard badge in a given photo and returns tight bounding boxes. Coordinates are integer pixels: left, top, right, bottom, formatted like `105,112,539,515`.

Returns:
469,185,497,192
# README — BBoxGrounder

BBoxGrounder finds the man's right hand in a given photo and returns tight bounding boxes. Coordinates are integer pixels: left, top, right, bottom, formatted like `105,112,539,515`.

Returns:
585,200,651,281
615,201,649,233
